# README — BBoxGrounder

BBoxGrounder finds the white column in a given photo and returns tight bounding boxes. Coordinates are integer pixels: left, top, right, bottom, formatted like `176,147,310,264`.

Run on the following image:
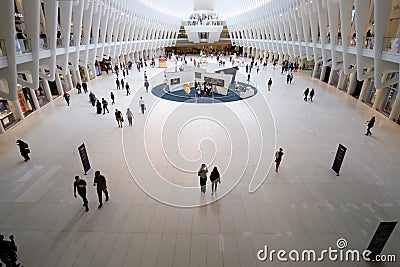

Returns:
55,74,64,95
0,120,5,133
358,67,373,100
372,88,388,110
41,78,53,102
327,68,335,85
319,66,327,81
347,72,358,95
11,100,24,120
337,69,345,90
389,94,400,121
73,69,82,84
66,72,74,90
29,88,40,110
83,66,90,82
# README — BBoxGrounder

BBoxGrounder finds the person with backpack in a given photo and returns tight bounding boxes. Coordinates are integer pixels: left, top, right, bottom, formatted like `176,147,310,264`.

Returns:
16,139,30,161
63,92,71,106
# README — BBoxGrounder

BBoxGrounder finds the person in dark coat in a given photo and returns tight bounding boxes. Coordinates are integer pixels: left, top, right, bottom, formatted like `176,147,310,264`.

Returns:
116,78,120,90
82,82,88,93
93,170,109,209
101,98,109,114
89,91,96,106
74,176,89,212
366,116,375,136
275,148,284,172
309,88,315,102
16,139,30,161
286,73,290,84
267,78,272,91
63,92,71,106
209,167,221,195
76,83,82,94
198,164,208,193
303,88,310,101
96,100,102,114
144,80,149,93
110,92,115,104
0,234,19,266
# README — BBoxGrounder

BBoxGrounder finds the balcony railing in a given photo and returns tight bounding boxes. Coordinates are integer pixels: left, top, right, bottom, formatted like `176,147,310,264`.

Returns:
39,38,50,50
16,38,32,54
363,37,374,49
383,37,400,53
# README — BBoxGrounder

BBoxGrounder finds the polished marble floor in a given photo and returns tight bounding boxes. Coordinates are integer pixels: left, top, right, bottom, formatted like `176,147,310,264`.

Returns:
0,57,399,267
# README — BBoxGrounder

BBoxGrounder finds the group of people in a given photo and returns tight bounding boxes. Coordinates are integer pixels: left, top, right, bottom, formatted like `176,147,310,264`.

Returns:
303,88,315,102
0,234,20,267
197,164,221,195
73,171,109,211
195,80,214,97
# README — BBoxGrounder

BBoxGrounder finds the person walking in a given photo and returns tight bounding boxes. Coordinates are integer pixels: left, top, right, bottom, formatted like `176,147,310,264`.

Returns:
289,73,293,84
198,164,208,193
93,170,109,209
63,92,71,106
74,175,89,212
115,78,120,90
110,92,115,105
209,166,221,195
309,88,315,102
0,234,20,267
16,139,30,161
96,99,102,114
115,109,123,128
267,78,272,91
247,73,251,83
120,78,125,90
144,80,149,93
303,88,310,102
76,83,82,94
89,91,96,106
126,108,133,126
82,82,88,94
126,82,130,96
275,148,284,172
101,98,109,114
365,116,375,136
286,73,290,84
139,97,146,114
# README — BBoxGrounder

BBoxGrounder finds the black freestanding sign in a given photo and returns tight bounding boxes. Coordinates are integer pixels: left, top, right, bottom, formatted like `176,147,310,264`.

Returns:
78,143,91,175
332,144,347,176
367,221,397,258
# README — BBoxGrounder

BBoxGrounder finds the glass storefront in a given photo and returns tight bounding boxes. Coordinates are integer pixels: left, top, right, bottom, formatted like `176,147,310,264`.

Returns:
0,98,17,130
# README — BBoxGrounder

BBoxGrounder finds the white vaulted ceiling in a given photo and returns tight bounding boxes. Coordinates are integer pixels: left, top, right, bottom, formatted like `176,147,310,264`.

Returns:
138,0,271,19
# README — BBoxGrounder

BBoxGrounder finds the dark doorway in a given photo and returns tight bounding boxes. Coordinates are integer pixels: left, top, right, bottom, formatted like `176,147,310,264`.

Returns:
352,80,364,98
323,66,331,83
